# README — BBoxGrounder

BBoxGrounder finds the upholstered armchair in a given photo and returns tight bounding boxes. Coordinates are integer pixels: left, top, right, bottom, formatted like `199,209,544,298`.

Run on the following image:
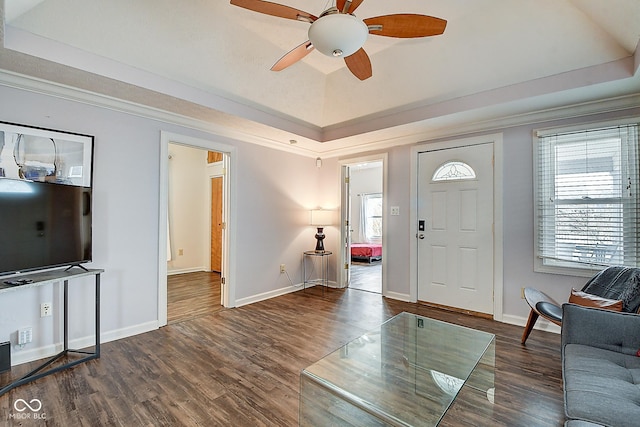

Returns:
521,266,640,344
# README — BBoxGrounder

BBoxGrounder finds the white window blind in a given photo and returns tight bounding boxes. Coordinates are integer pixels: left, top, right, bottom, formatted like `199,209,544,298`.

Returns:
362,193,382,242
536,123,640,271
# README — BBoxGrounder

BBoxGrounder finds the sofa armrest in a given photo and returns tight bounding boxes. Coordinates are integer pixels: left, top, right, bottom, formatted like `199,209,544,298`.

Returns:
561,303,640,356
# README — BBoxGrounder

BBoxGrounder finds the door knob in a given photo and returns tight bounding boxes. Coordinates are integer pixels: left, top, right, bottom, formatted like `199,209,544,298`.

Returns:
417,233,425,239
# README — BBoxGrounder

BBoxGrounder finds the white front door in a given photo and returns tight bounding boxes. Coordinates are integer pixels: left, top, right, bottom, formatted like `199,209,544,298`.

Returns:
417,143,494,315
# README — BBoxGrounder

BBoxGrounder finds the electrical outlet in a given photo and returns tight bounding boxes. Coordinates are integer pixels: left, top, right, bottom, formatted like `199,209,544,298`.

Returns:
41,302,52,317
280,264,286,274
178,249,184,256
18,327,32,345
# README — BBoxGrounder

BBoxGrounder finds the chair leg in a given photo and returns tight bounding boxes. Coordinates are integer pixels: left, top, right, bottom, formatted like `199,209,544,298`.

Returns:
521,309,539,344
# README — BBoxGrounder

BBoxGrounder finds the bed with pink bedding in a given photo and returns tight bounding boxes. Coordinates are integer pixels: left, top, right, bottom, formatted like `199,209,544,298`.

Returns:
350,243,382,263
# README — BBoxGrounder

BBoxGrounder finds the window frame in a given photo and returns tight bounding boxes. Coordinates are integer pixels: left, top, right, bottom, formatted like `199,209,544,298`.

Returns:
533,118,640,277
432,160,477,181
362,193,383,242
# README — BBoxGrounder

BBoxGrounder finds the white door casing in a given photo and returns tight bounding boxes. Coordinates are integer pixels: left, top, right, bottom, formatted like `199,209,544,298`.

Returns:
417,143,494,315
159,131,237,327
339,153,388,294
342,165,351,287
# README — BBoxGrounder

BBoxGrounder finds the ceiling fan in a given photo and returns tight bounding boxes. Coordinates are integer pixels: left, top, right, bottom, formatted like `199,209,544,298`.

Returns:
230,0,447,80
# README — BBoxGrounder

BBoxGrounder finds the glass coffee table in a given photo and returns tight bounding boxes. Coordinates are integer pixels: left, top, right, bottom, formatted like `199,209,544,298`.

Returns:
299,312,495,426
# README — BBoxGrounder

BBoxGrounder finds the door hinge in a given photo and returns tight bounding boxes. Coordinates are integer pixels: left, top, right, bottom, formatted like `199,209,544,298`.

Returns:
345,177,350,184
344,263,349,270
221,222,227,230
221,277,226,285
222,167,227,176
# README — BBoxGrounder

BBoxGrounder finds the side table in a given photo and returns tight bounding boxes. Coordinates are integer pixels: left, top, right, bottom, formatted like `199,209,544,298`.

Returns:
303,251,332,296
0,267,103,396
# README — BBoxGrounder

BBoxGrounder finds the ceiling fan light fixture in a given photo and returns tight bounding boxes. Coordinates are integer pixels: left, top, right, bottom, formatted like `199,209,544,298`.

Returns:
308,12,368,58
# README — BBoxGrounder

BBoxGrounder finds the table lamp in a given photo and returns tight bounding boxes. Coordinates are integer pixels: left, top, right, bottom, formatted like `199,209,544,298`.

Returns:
310,209,332,252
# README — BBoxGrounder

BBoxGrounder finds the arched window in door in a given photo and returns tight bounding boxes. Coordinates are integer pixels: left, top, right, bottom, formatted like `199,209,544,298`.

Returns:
432,161,476,182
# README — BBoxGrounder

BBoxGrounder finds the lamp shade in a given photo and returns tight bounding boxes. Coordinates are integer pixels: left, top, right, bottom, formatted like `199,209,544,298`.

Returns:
308,13,368,57
310,209,333,226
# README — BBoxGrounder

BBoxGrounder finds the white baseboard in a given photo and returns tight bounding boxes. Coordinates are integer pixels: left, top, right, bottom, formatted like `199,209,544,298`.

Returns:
96,320,159,344
501,313,561,335
167,267,207,276
384,291,412,302
10,343,61,367
235,283,303,307
11,320,159,366
235,281,349,306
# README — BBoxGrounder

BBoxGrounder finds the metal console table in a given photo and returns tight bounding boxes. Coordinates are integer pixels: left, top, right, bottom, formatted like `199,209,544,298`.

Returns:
303,251,332,296
0,267,103,396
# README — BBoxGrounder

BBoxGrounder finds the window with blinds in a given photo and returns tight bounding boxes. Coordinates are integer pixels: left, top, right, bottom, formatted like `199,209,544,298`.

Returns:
363,193,382,241
535,122,640,273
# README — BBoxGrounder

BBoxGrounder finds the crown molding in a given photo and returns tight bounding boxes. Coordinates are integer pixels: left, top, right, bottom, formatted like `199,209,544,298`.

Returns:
1,69,639,160
0,69,322,158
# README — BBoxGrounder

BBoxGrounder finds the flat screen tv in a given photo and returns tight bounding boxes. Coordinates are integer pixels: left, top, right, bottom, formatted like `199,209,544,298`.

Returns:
0,178,92,276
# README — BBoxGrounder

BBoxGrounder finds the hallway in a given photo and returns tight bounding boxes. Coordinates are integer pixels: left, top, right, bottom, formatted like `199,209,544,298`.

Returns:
167,271,223,323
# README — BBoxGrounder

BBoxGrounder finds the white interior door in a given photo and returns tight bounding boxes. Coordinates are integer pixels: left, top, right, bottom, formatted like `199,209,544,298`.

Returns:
341,165,351,287
417,143,494,315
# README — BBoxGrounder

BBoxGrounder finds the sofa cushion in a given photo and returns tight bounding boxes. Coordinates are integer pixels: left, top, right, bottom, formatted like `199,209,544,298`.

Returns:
569,289,623,311
564,344,640,427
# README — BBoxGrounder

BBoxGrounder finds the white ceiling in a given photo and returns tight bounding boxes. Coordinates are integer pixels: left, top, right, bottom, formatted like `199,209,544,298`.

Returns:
1,0,640,157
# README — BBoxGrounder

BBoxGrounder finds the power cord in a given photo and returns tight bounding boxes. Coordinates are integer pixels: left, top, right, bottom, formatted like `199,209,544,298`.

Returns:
284,270,303,287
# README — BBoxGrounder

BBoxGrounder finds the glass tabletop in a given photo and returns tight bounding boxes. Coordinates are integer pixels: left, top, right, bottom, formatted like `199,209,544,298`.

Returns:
299,312,495,426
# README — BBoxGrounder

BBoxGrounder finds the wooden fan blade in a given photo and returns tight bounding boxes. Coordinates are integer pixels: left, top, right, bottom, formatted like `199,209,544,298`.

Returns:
271,41,315,71
344,48,372,81
364,14,447,38
337,0,365,14
347,0,365,14
230,0,317,22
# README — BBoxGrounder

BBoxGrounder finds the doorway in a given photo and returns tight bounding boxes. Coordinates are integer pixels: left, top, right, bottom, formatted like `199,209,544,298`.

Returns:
158,132,236,327
417,143,494,315
408,133,505,321
210,176,223,273
340,155,387,294
166,145,225,323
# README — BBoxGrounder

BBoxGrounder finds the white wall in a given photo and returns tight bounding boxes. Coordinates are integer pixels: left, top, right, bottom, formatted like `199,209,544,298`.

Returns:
3,77,637,364
0,83,339,365
360,105,640,326
167,144,208,274
233,144,340,301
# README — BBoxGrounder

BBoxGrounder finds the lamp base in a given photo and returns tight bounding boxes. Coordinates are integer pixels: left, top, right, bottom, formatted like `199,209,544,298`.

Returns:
315,227,325,252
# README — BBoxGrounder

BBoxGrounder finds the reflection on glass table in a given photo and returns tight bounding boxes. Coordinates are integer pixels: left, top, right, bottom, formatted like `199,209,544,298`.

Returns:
300,312,495,426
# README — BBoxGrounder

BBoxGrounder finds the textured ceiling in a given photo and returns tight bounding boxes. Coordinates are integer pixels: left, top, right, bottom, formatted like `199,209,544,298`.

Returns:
1,0,640,156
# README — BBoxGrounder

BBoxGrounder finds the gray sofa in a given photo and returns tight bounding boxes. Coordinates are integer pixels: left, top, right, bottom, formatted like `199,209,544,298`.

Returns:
562,303,640,426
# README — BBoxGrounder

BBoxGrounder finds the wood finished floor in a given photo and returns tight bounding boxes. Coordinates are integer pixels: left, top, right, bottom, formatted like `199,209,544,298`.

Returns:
167,271,223,324
0,288,564,426
349,262,382,294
